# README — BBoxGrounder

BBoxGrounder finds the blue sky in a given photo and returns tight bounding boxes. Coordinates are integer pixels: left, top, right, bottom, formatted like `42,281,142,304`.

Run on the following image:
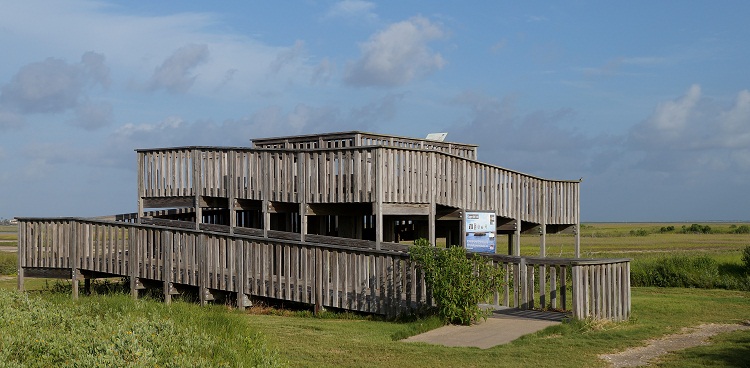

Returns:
1,1,749,222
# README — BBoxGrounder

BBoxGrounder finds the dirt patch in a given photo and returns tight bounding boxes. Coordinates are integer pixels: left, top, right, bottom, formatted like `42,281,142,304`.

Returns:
0,246,17,252
599,322,750,367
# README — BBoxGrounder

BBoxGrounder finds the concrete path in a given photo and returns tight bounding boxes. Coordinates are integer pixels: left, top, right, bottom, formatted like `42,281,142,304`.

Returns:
403,307,567,349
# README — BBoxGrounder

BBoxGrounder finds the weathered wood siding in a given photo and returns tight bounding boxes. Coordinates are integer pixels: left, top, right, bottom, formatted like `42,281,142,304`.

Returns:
138,146,579,225
18,218,630,321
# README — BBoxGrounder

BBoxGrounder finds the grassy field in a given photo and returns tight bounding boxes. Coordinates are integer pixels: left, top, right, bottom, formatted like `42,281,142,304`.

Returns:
2,222,749,367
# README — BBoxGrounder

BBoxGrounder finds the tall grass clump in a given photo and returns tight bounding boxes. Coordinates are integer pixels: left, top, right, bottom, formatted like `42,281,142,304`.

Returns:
0,252,16,275
0,290,284,367
742,246,750,272
631,255,750,291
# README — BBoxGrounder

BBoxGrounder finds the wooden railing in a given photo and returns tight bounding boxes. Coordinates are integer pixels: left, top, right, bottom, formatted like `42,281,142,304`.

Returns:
138,146,580,225
251,131,479,160
17,218,629,321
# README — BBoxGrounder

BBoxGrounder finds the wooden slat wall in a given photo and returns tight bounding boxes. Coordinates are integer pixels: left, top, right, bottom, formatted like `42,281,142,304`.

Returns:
138,146,579,225
140,149,193,197
17,218,629,320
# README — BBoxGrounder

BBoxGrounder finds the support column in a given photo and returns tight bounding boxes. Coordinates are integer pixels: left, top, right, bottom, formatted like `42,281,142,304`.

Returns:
374,148,383,250
514,220,521,256
163,231,173,304
298,152,307,242
137,152,144,224
262,151,270,238
17,221,25,292
228,151,236,234
428,152,436,246
198,234,208,306
71,221,79,300
129,226,139,299
193,149,202,230
236,239,248,309
575,180,581,257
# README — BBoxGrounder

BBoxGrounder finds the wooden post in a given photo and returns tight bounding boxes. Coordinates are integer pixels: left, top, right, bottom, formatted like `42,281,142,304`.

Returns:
374,148,383,250
228,150,236,234
137,152,144,223
298,152,307,242
193,149,203,230
198,233,208,306
514,220,521,256
163,230,173,304
236,239,247,308
129,226,139,299
428,152,436,246
315,247,323,313
519,257,527,309
17,220,24,292
262,151,270,238
539,183,547,308
71,221,79,300
574,180,581,258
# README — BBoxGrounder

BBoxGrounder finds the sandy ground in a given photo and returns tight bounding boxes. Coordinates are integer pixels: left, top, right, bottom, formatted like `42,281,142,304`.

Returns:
0,246,16,252
599,323,750,367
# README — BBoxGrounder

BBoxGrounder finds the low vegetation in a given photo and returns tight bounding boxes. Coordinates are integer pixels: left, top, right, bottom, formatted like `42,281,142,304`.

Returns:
409,238,504,325
2,222,749,367
0,288,283,367
0,252,16,275
630,255,750,290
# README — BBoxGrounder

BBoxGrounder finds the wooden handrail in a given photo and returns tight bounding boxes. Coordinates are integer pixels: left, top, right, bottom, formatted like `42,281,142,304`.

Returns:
17,217,630,321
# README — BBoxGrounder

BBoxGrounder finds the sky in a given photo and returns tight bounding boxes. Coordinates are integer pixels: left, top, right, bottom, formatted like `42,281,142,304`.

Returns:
1,1,749,222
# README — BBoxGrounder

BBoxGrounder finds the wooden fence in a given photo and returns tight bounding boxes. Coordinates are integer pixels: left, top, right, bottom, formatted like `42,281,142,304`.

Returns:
138,146,580,225
17,218,630,321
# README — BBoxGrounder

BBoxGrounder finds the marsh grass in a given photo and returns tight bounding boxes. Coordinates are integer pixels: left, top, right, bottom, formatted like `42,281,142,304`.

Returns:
0,252,16,275
0,288,283,367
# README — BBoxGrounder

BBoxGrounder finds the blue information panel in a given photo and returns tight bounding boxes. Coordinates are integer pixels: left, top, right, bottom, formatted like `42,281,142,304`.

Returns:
465,211,496,253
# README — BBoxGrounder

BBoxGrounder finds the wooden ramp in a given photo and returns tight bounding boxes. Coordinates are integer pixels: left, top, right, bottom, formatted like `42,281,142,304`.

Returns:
16,218,631,321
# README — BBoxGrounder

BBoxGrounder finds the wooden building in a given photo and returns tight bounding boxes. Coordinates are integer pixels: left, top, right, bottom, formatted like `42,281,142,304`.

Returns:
136,131,581,256
18,131,630,321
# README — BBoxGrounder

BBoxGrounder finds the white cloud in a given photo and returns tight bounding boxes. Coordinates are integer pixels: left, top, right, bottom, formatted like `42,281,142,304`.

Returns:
148,44,209,93
324,0,378,23
1,57,85,113
0,111,24,130
447,90,608,178
628,85,750,175
651,84,701,132
344,16,446,87
0,51,110,129
68,100,113,130
311,58,335,85
269,40,306,74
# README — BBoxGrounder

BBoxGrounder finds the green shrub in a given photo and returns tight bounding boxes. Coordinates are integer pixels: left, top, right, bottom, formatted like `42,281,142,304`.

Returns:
681,224,712,234
742,246,750,272
734,225,750,234
629,229,649,236
409,239,504,325
659,225,675,233
631,255,749,291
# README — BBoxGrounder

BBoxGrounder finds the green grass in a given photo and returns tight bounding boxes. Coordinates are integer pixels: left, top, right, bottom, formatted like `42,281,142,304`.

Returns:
241,288,750,368
0,225,17,232
3,222,750,367
0,252,16,275
0,288,283,367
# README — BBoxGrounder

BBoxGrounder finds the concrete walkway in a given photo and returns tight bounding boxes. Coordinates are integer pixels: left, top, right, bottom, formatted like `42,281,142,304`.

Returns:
403,307,568,349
